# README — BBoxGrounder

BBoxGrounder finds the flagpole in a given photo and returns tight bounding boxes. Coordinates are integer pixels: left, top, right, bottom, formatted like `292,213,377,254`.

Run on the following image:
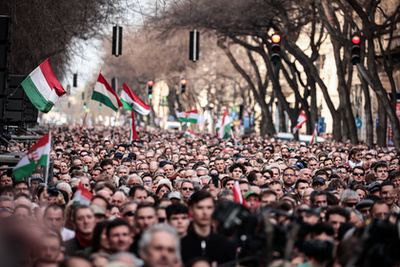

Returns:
9,84,21,97
82,98,92,126
47,160,54,186
44,132,52,185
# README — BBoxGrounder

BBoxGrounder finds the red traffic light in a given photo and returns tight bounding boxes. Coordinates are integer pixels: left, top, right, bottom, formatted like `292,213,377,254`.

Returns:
352,35,361,45
180,78,187,85
148,80,154,86
271,34,281,43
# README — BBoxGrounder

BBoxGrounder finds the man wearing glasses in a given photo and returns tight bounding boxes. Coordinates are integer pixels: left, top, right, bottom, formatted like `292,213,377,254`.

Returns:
340,189,360,209
179,180,195,201
13,181,30,196
351,166,366,185
282,167,296,193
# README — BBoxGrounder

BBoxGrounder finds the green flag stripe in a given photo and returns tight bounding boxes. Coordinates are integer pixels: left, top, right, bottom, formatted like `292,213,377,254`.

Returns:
13,155,48,181
92,91,118,112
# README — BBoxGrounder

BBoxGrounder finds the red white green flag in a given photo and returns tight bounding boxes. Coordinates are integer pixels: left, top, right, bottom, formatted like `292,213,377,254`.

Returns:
120,83,150,115
21,59,66,113
218,110,232,139
91,74,123,112
184,129,197,139
177,110,199,124
13,133,51,180
310,124,318,145
73,181,93,205
293,110,307,133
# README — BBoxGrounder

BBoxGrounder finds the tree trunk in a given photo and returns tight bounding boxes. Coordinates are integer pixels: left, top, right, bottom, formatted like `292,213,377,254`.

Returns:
309,82,318,134
260,103,275,137
332,112,342,142
377,98,387,147
278,101,286,132
359,74,373,147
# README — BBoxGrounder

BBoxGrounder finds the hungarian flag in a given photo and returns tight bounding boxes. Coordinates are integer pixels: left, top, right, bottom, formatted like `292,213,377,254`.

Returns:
293,110,307,133
233,181,247,207
184,129,197,139
73,181,93,205
218,110,232,139
91,74,123,112
177,110,199,124
310,124,318,145
21,59,66,113
120,83,150,115
13,133,51,180
130,110,140,142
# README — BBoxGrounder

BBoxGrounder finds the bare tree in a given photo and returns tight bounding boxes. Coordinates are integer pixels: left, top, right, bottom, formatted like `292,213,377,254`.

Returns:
316,0,400,148
3,0,119,77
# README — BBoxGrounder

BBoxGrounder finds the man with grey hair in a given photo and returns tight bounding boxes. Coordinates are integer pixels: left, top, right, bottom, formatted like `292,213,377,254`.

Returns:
196,166,209,177
139,224,181,267
116,165,129,181
112,190,127,210
109,251,143,266
200,175,211,187
127,174,143,188
56,182,72,199
341,189,360,208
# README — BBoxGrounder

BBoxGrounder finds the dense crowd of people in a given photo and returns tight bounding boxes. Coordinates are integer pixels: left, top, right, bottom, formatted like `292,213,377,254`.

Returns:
0,124,399,267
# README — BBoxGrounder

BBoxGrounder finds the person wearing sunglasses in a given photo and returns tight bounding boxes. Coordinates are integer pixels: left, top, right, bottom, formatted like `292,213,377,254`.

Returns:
351,166,366,185
340,189,360,209
179,180,195,201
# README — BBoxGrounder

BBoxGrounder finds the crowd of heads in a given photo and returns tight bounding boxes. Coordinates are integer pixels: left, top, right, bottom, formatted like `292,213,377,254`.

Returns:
0,124,399,266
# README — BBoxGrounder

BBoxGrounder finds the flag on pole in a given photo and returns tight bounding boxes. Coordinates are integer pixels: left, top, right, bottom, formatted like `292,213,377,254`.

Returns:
130,110,140,142
73,181,93,205
293,110,307,133
184,129,197,139
218,110,232,139
232,181,247,206
13,133,51,180
177,110,199,124
21,59,66,113
120,83,150,115
91,74,123,112
310,124,318,145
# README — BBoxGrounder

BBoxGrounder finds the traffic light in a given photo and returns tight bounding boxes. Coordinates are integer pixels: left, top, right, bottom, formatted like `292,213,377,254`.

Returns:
83,102,87,110
180,78,187,93
99,103,102,110
73,74,77,87
112,25,123,57
351,35,361,65
147,80,154,99
270,33,281,64
189,30,200,62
